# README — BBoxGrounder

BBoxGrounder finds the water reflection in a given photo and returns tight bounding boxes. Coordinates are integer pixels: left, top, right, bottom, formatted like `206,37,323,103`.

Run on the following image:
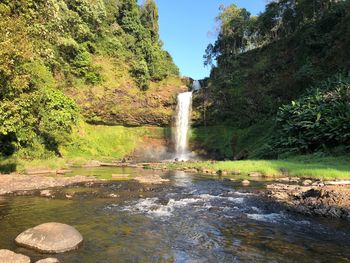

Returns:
171,171,193,187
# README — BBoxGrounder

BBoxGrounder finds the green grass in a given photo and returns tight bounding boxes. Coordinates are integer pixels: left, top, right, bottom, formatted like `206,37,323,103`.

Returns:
0,123,167,173
191,120,274,159
164,155,350,180
0,156,69,174
61,122,151,164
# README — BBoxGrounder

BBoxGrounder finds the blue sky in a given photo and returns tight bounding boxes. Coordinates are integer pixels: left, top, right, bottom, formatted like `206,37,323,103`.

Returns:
153,0,267,80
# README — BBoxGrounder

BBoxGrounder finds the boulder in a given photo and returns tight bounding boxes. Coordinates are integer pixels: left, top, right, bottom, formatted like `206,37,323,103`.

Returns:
40,190,52,198
302,179,313,186
0,249,30,263
15,222,83,253
36,258,60,263
242,180,250,186
248,172,263,177
277,177,300,183
216,170,228,176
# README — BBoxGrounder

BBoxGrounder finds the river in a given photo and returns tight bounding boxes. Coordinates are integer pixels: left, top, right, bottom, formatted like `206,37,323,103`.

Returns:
0,167,350,262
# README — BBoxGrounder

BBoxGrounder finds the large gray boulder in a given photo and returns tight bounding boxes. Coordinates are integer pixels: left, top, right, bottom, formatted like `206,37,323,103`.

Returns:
0,249,30,263
15,222,83,253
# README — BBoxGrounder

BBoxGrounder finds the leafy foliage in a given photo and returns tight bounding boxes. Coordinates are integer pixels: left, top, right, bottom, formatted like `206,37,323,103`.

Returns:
274,75,350,154
0,0,178,158
202,1,350,124
0,88,79,158
198,0,350,157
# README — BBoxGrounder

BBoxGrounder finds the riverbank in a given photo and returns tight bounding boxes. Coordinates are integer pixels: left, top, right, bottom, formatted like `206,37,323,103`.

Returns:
1,165,350,221
0,124,169,174
2,155,350,181
0,173,99,195
266,179,350,219
157,155,350,180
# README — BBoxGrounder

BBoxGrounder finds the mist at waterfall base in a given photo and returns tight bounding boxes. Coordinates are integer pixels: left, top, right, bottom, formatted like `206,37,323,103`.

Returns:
135,82,199,162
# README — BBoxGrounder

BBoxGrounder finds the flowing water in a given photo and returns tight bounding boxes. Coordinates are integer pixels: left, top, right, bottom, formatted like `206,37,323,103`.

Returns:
192,80,201,91
1,168,350,262
174,92,193,161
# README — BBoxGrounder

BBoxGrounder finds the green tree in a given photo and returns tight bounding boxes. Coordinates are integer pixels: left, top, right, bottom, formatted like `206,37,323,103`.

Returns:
141,0,159,43
0,17,33,100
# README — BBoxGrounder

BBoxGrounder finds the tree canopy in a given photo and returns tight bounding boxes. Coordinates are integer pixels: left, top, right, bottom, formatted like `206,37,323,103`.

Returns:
0,0,179,158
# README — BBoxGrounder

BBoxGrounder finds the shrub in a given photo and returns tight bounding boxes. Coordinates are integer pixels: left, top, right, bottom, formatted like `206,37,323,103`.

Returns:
0,88,79,158
130,59,150,90
274,74,350,154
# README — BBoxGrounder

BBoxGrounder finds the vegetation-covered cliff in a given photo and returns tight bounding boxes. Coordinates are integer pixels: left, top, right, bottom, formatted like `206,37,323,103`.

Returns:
0,0,183,160
193,0,350,159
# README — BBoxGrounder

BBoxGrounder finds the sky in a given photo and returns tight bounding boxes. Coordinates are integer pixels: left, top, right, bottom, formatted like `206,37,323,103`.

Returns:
154,0,267,80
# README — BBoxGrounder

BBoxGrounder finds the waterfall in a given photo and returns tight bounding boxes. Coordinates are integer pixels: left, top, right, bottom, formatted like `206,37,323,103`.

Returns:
192,80,201,91
174,92,193,161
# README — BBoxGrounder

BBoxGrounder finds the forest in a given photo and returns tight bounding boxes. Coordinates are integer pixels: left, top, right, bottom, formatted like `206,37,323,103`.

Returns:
0,0,180,162
0,0,349,166
194,0,350,159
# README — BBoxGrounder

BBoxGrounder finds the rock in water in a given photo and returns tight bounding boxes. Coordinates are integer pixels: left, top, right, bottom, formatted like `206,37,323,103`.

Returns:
36,258,60,263
242,180,250,186
15,222,83,253
134,175,170,185
248,172,263,177
0,249,30,263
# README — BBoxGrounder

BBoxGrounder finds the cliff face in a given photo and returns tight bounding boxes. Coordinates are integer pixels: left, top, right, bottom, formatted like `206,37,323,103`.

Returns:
68,77,187,126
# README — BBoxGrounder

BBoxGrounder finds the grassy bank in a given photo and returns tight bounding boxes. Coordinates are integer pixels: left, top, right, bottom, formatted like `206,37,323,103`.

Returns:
190,121,274,159
165,155,350,180
0,123,168,173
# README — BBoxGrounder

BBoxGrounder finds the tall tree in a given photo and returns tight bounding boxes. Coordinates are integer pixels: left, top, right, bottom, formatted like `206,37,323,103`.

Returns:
141,0,159,43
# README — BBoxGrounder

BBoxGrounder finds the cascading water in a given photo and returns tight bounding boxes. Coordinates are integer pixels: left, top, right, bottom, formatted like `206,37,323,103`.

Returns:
192,80,201,91
174,91,193,161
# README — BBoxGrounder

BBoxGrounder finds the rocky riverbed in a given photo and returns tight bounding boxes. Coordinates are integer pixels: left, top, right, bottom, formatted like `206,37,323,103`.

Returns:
266,178,350,219
0,174,99,195
2,169,350,221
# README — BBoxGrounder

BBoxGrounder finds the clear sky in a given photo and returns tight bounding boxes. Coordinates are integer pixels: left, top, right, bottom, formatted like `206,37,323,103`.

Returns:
153,0,267,80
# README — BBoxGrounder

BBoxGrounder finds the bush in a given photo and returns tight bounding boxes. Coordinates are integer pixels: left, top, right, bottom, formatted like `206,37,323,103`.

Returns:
0,88,79,158
274,74,350,154
130,59,150,90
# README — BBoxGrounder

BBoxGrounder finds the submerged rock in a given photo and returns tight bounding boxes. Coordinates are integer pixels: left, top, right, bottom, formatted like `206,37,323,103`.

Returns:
0,174,98,196
134,175,170,185
112,174,131,179
15,222,83,253
0,249,30,263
